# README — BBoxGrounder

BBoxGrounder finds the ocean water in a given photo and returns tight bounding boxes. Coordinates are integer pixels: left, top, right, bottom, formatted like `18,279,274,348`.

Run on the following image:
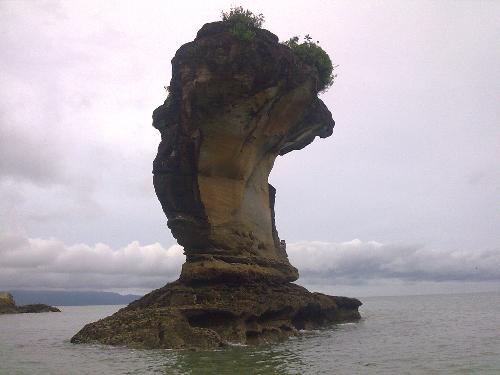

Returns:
0,292,499,375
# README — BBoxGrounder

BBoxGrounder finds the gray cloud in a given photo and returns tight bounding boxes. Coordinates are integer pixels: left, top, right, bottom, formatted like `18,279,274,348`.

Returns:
1,229,498,293
287,240,500,284
0,1,167,244
0,1,498,295
0,120,67,186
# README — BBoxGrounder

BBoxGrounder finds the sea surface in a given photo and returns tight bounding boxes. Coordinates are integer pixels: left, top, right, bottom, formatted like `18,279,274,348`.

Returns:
0,292,499,375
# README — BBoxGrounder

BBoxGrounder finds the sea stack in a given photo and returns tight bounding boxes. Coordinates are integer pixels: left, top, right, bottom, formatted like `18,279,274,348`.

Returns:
71,20,361,349
0,292,60,314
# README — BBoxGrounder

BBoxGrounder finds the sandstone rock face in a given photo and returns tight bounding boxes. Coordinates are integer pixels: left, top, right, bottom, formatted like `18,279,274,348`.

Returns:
71,21,361,349
152,22,334,284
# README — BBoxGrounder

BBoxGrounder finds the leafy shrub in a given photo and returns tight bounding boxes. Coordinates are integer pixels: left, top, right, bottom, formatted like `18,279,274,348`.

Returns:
221,6,264,41
283,35,336,92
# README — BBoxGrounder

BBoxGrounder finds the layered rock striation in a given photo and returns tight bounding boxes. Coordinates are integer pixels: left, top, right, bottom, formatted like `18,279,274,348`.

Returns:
71,21,361,349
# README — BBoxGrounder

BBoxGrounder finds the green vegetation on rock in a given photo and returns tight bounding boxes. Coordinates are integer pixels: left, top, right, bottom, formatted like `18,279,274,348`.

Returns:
220,7,336,92
283,35,336,93
221,6,264,41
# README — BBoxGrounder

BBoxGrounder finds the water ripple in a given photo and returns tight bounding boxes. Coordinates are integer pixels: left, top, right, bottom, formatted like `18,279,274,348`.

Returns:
0,293,499,374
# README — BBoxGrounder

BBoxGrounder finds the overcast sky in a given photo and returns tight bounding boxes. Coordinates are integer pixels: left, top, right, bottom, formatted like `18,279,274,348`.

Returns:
1,0,499,296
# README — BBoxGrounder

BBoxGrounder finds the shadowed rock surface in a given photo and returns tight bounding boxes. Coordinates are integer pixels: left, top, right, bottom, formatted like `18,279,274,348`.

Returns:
0,292,60,314
71,21,361,349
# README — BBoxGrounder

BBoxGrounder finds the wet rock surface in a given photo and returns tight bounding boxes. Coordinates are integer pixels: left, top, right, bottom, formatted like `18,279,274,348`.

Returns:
72,21,361,349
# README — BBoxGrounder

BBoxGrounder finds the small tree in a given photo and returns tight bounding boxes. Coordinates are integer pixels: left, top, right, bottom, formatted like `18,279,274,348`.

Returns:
221,6,265,41
284,36,337,93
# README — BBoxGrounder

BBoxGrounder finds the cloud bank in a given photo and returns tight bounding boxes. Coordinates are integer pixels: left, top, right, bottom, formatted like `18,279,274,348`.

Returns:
1,229,498,294
287,240,500,284
0,229,183,292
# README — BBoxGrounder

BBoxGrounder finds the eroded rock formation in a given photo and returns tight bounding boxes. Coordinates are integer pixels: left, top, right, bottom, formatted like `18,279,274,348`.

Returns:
72,282,360,349
151,22,334,285
71,21,361,349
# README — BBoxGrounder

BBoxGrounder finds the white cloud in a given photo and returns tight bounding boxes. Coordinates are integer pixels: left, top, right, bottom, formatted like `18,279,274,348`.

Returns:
0,228,184,292
1,229,498,294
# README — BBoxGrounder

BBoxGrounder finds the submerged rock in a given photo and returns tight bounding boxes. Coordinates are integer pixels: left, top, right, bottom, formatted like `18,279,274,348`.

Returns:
0,292,60,314
72,20,361,349
16,304,61,313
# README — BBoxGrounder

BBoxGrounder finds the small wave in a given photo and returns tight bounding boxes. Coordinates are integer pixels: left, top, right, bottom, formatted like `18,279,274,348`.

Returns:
226,342,248,347
298,329,321,334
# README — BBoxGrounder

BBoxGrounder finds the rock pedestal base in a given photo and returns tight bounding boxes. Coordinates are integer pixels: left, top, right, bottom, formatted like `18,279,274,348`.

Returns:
71,281,361,349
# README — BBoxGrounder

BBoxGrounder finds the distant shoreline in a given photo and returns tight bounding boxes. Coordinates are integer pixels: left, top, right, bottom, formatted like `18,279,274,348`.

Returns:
8,290,142,307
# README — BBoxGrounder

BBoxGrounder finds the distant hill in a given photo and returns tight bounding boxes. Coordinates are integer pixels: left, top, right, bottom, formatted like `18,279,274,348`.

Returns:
9,290,142,306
